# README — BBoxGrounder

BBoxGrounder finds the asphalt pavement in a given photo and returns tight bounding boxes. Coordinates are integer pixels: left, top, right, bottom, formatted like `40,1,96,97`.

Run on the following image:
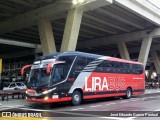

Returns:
0,89,160,120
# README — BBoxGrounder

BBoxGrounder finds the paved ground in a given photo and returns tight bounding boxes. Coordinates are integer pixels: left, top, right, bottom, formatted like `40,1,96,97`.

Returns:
0,89,160,120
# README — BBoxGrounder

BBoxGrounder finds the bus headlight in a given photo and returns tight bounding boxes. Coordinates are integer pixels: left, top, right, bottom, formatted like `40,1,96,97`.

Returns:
42,87,56,94
42,90,49,94
44,96,49,100
157,82,159,85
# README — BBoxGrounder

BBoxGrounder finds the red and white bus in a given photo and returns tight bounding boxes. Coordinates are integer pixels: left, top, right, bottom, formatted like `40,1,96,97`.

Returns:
22,52,145,105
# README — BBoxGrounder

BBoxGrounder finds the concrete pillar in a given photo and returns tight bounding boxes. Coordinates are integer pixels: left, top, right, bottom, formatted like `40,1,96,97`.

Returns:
60,7,83,52
138,37,152,68
147,64,154,82
35,54,39,59
117,40,130,60
150,50,160,74
38,18,56,55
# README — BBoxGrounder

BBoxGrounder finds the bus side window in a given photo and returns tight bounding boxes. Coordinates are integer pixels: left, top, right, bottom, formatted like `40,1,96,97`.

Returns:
86,58,95,65
100,61,110,73
132,64,144,74
94,64,103,72
69,57,87,79
56,56,75,79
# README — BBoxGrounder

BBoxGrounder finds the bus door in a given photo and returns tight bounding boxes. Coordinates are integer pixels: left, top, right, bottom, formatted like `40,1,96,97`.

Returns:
50,56,76,97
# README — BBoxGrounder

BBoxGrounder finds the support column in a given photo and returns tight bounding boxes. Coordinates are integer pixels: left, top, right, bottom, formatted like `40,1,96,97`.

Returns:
150,50,160,74
60,7,83,52
147,64,154,82
38,18,56,55
117,40,130,60
138,37,152,68
35,54,39,59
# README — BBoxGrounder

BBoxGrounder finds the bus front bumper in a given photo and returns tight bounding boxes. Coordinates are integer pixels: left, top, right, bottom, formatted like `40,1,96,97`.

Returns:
26,97,71,103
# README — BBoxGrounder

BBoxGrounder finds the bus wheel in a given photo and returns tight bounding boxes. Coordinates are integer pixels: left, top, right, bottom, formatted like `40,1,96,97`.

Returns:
71,91,82,106
123,88,132,99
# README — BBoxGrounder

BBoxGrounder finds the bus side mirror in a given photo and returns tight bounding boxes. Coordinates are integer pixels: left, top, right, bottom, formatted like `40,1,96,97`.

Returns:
46,62,54,74
46,61,65,74
21,64,32,76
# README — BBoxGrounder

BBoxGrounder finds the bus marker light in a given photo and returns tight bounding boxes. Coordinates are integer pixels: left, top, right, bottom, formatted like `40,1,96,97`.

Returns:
52,95,59,99
44,97,49,100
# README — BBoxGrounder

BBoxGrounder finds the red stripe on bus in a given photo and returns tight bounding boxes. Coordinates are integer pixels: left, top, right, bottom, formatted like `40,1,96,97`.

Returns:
26,97,72,103
83,93,126,100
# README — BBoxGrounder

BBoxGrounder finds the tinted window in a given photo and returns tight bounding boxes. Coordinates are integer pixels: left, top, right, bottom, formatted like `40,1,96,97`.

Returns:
52,64,65,81
69,57,87,79
16,83,22,86
51,56,75,84
94,60,143,75
9,83,15,88
86,58,95,65
132,64,143,74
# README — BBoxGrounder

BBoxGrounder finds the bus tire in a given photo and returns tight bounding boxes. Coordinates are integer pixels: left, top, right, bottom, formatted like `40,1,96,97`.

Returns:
124,88,132,99
123,88,132,99
71,90,82,106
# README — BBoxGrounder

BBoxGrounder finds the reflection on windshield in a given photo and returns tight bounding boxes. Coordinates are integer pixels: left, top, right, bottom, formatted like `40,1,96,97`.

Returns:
28,68,50,87
52,64,66,81
51,56,75,84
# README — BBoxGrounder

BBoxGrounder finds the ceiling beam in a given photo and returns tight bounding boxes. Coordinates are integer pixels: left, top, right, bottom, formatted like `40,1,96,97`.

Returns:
82,21,117,34
114,0,160,26
9,32,40,39
83,43,160,59
0,46,42,59
0,0,113,35
96,8,144,29
41,0,54,3
0,38,40,48
8,0,33,7
0,4,20,12
83,13,130,32
80,27,105,36
77,27,160,49
0,12,13,17
2,41,160,59
0,49,36,59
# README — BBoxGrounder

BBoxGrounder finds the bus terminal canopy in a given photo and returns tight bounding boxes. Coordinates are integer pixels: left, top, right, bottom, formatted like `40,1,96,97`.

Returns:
0,0,160,70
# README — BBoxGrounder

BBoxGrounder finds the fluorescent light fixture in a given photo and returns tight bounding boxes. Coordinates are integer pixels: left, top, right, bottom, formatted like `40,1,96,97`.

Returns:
72,0,85,5
78,0,85,3
72,0,78,5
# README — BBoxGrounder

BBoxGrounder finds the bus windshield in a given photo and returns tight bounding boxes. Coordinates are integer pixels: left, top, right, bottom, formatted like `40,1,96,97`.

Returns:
28,56,76,87
28,68,50,87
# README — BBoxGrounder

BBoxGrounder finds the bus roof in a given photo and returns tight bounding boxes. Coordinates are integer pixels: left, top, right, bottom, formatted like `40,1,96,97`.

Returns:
35,51,103,61
106,57,143,65
35,51,142,65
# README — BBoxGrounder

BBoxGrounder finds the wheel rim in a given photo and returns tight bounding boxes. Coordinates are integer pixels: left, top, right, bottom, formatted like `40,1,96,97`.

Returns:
74,94,80,102
127,89,131,97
